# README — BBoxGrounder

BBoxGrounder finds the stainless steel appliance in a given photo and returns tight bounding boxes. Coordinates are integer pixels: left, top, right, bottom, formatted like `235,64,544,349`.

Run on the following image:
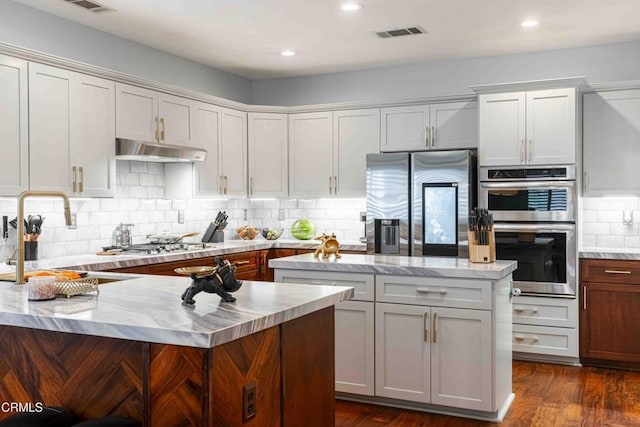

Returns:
479,165,577,298
366,150,477,257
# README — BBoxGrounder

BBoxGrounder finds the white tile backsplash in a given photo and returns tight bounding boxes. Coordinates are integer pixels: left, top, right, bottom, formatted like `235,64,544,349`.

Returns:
582,196,640,250
0,161,365,259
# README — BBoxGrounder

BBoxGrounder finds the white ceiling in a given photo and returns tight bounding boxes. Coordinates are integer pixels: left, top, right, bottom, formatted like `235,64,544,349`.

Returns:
12,0,640,80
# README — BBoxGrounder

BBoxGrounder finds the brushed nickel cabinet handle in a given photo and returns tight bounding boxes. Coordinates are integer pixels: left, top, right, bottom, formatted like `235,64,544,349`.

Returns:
604,270,632,274
334,176,338,194
431,126,436,148
514,307,539,314
416,288,447,295
520,139,525,163
219,176,223,195
160,117,165,141
329,176,332,195
583,285,587,310
433,311,438,343
425,126,430,147
155,117,160,141
423,312,429,342
514,336,539,343
250,177,253,196
528,138,533,164
224,176,228,195
72,166,77,193
79,166,84,193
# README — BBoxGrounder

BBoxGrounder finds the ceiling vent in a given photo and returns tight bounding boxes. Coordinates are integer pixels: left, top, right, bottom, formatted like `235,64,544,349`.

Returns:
64,0,113,13
375,26,426,39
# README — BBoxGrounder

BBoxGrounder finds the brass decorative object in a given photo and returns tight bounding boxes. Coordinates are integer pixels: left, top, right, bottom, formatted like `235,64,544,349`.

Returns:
314,233,341,260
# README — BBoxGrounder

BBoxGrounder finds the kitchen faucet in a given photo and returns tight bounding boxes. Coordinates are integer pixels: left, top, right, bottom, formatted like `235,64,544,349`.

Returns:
11,191,73,284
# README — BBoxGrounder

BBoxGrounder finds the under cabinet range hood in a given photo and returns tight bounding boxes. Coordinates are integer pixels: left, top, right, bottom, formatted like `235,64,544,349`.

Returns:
115,138,207,162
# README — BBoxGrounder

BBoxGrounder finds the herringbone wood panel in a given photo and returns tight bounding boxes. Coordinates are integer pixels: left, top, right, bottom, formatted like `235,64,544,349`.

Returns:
149,344,207,427
0,326,144,423
211,326,281,426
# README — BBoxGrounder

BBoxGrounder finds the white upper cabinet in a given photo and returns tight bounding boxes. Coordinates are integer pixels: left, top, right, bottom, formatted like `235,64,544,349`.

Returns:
479,88,576,166
220,107,247,197
116,82,194,145
289,111,334,198
289,109,380,198
0,54,28,196
193,101,222,197
248,112,288,198
72,74,116,197
583,89,640,196
30,63,115,197
381,102,477,152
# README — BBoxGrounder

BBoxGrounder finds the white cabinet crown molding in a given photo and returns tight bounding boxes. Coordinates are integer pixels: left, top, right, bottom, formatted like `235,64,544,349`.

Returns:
471,76,588,94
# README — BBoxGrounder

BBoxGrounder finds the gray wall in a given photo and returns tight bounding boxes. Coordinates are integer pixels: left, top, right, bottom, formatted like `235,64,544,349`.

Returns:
251,41,640,106
0,0,251,103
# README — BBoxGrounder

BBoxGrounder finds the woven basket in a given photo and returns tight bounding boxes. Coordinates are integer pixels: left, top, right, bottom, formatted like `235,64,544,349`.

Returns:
54,277,100,298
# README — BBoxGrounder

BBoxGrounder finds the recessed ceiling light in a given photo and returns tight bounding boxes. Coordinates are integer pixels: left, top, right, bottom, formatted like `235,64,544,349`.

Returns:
281,50,296,56
341,3,363,11
521,20,539,28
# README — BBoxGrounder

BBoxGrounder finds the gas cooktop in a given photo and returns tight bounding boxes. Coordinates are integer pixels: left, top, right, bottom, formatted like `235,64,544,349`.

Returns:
102,243,214,255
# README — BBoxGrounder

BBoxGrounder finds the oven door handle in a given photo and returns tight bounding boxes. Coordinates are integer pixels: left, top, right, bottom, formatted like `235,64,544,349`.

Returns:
493,223,575,233
480,181,575,190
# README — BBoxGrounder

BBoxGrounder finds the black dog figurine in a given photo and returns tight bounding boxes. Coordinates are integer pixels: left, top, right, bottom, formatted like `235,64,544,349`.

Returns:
181,257,243,305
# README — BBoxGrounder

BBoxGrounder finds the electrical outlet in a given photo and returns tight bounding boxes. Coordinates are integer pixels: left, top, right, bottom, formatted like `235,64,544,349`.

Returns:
243,208,248,222
278,209,285,221
242,382,256,422
178,210,185,224
68,213,77,230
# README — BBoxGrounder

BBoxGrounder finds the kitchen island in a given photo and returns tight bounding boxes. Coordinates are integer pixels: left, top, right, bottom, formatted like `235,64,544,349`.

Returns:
271,253,517,422
0,275,353,426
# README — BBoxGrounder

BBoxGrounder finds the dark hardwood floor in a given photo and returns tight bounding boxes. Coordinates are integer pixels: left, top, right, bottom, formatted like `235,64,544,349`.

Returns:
336,361,640,426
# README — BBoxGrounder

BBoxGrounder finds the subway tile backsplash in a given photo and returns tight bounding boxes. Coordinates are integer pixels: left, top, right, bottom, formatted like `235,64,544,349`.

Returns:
581,197,640,249
0,161,365,259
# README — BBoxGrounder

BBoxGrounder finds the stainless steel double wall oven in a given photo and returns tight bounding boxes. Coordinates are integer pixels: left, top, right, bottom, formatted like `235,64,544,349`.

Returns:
479,166,577,298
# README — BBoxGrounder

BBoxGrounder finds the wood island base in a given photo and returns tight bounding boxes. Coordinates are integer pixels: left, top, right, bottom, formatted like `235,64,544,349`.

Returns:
0,307,335,426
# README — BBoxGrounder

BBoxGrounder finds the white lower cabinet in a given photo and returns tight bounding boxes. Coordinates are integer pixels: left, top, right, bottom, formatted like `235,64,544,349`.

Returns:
375,303,492,411
511,296,578,360
274,270,375,396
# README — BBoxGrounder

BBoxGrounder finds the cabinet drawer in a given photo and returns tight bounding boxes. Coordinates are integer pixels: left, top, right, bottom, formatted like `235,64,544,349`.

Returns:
512,324,578,357
274,270,374,301
376,275,491,310
512,296,577,328
581,259,640,284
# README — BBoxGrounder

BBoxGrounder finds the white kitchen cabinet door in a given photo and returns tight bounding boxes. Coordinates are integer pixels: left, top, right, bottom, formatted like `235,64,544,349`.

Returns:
478,92,526,166
375,303,430,403
0,55,28,196
289,112,333,197
380,105,430,152
71,74,115,197
220,108,247,197
526,88,576,165
115,83,158,142
158,93,194,146
28,63,73,193
333,109,380,197
430,101,478,150
430,307,492,411
583,90,640,196
193,101,222,197
335,300,375,396
248,112,288,198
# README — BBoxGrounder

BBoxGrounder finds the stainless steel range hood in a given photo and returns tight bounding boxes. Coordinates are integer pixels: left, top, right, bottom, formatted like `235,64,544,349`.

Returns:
115,138,207,162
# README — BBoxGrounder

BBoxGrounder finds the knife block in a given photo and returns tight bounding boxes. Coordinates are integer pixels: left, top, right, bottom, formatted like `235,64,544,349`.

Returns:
467,230,495,263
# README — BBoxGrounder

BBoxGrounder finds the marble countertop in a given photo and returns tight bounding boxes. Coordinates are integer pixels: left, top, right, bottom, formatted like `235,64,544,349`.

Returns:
270,253,517,280
580,248,640,261
0,275,353,348
0,239,366,275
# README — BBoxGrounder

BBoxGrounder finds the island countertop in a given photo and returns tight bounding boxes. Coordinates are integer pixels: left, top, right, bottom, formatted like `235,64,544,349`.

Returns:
0,275,353,348
270,253,517,280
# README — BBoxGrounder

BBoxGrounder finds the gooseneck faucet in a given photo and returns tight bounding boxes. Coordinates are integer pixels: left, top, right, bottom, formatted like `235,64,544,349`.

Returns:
14,191,72,284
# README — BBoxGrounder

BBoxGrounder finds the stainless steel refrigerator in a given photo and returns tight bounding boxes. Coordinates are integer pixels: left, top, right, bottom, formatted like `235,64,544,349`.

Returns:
366,150,477,257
